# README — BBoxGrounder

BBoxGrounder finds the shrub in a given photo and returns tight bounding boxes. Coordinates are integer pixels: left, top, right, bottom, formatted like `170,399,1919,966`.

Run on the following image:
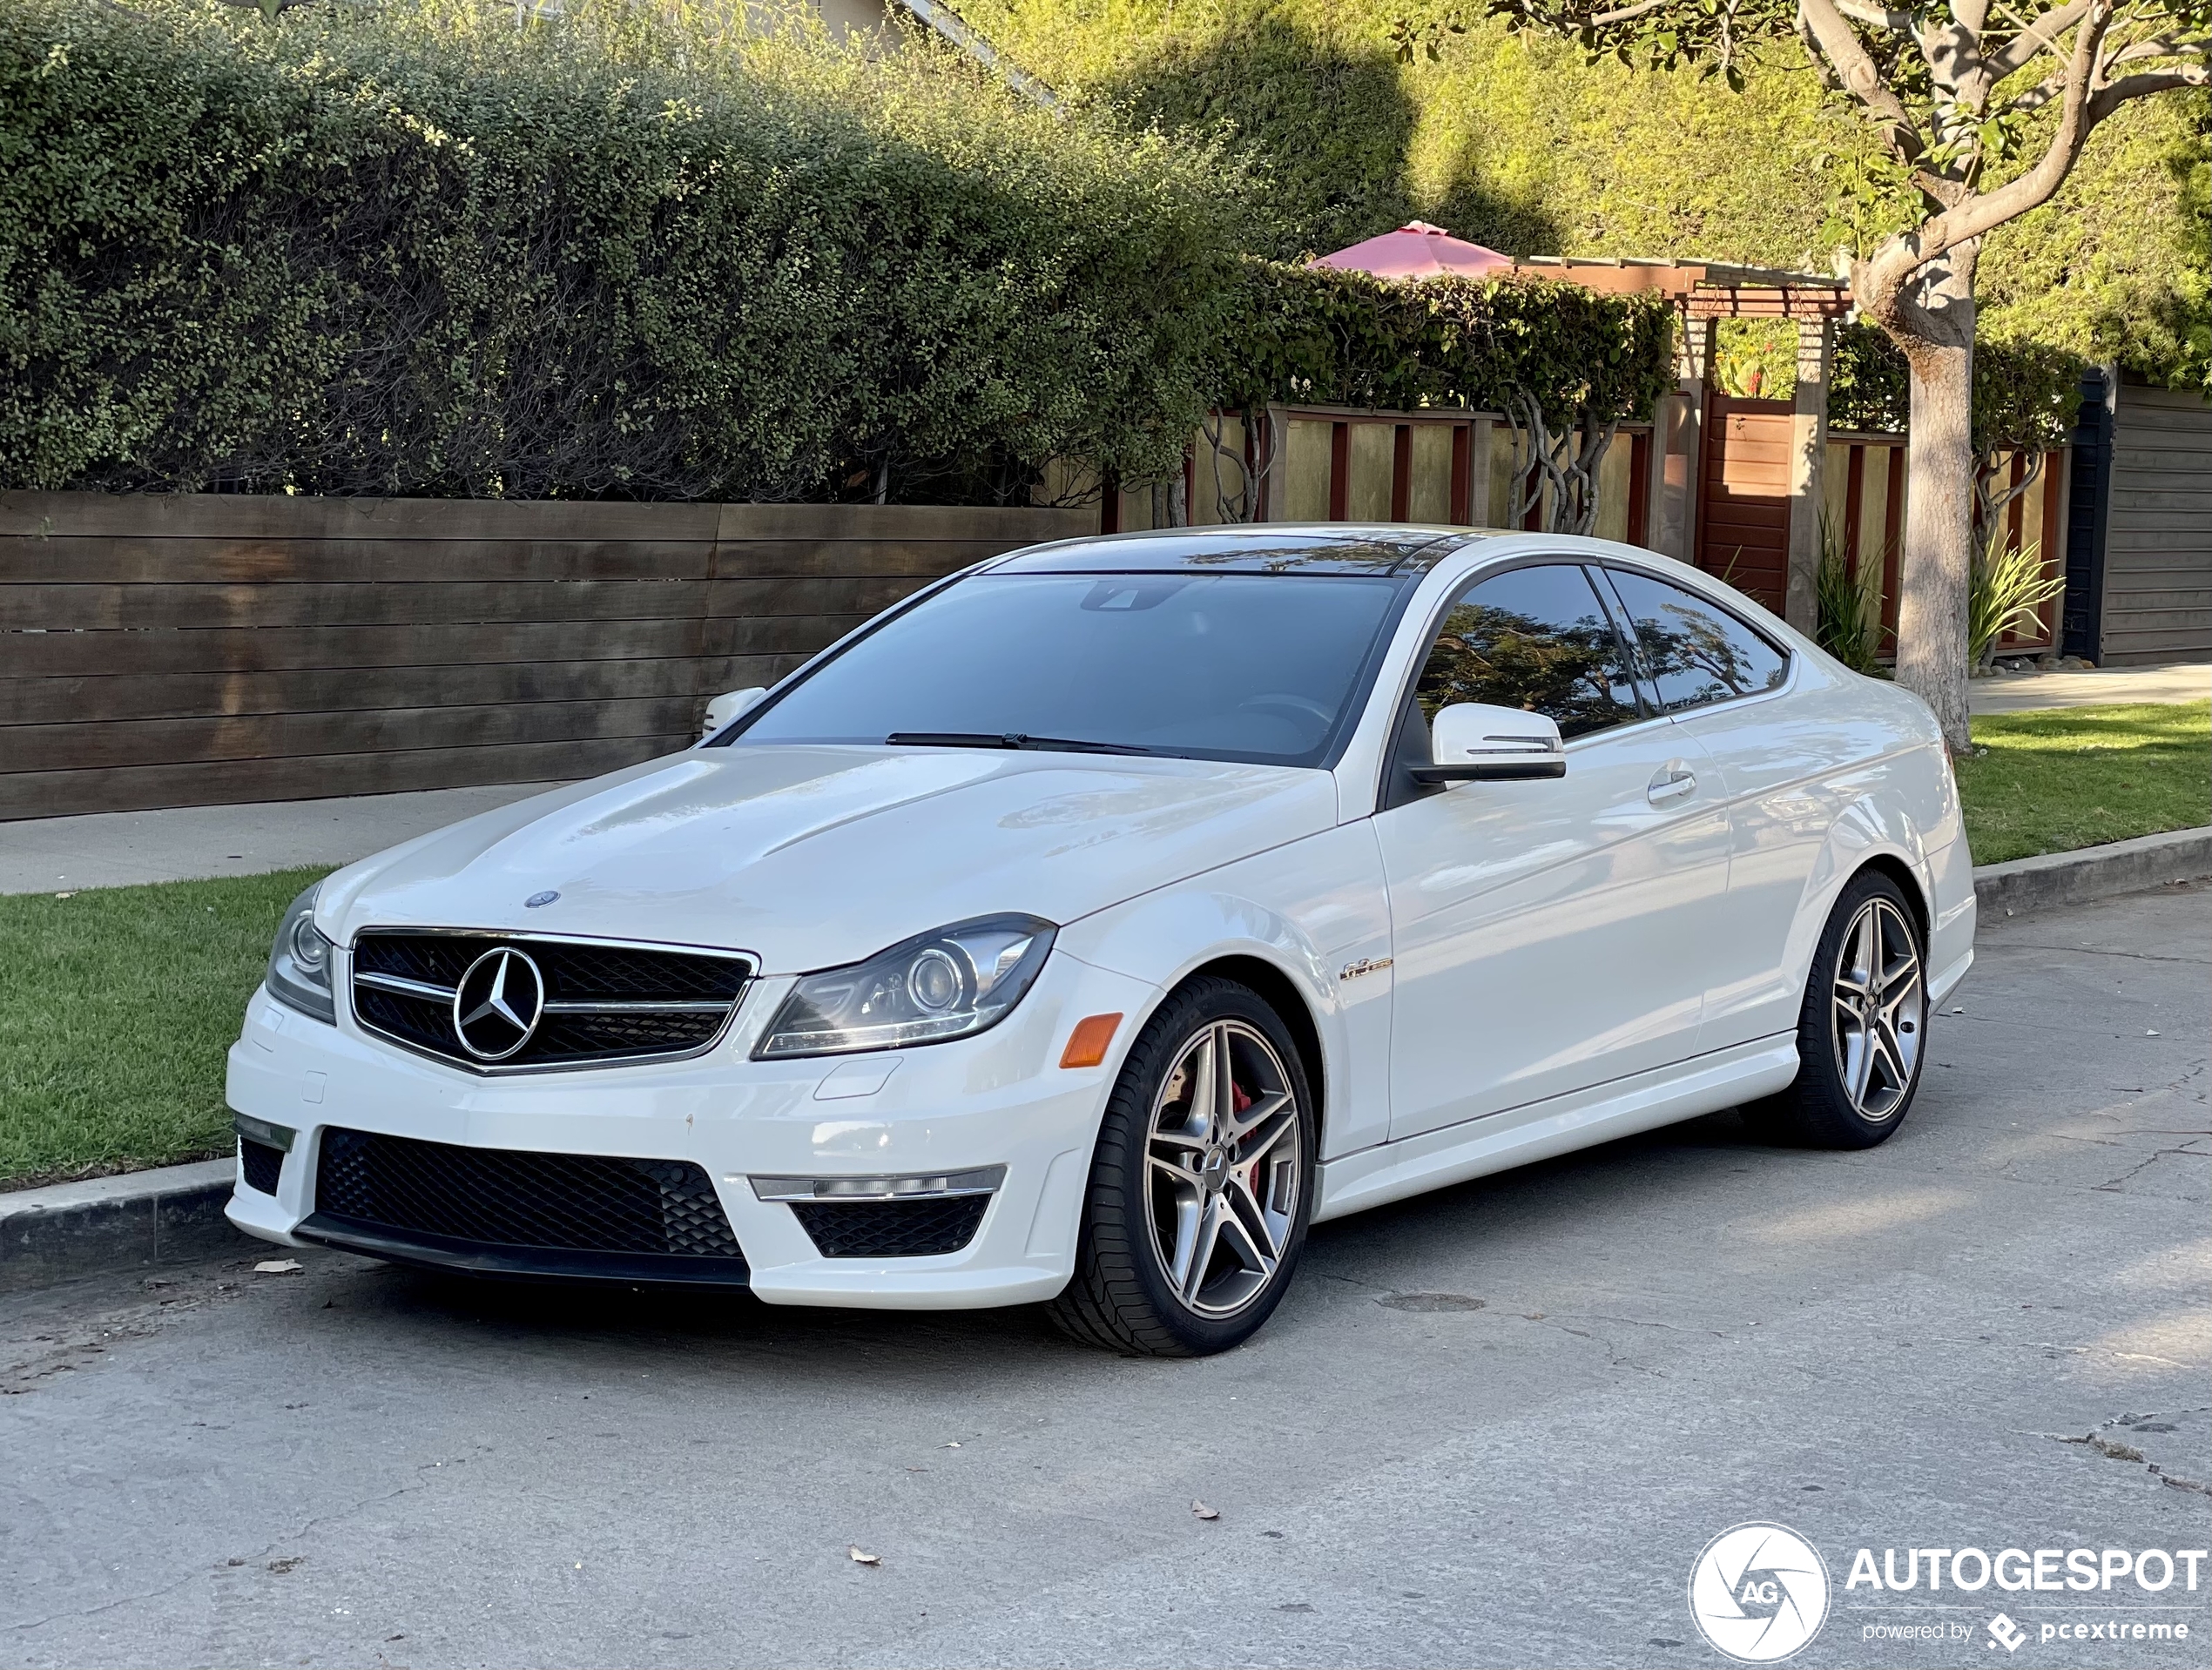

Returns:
1814,508,1881,675
1969,536,2065,668
1222,259,1674,425
1830,321,2083,454
0,0,1247,501
960,2,2209,394
0,0,1678,502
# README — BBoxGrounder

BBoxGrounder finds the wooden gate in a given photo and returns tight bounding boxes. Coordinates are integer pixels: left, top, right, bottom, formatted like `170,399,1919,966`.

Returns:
1696,395,1794,615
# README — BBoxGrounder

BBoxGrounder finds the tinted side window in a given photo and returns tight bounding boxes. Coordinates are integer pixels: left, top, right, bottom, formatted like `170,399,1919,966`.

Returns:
1413,564,1642,740
1606,569,1790,714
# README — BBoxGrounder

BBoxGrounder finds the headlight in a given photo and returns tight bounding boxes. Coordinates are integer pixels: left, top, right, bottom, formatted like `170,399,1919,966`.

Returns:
754,915,1055,1059
266,883,336,1025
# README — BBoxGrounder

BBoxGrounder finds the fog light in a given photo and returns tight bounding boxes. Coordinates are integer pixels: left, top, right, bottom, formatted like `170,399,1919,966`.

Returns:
233,1113,296,1151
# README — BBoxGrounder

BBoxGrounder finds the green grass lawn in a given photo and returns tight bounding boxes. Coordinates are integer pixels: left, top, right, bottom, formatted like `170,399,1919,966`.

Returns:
0,867,329,1189
1955,700,2210,865
3,698,2206,1189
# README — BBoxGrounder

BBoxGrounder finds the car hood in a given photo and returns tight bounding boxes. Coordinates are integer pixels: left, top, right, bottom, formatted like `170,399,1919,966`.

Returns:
317,746,1338,973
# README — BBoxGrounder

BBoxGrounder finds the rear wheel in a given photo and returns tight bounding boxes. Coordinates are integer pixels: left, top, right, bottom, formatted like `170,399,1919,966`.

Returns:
1048,979,1314,1357
1745,872,1929,1149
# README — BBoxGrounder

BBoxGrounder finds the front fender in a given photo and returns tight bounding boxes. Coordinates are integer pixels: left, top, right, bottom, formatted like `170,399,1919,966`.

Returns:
1054,824,1393,1157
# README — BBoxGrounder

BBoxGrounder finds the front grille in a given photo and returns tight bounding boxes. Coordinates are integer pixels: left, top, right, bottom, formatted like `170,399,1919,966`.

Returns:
314,1127,744,1261
349,932,750,1072
239,1138,285,1195
791,1195,990,1258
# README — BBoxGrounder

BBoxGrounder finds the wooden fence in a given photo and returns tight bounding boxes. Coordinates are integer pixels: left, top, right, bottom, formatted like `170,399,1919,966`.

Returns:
0,494,1089,820
1097,407,1656,548
1820,430,2069,658
1700,400,2067,654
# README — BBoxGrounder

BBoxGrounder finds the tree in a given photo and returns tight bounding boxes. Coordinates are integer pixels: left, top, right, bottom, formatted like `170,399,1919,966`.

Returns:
1468,0,2208,749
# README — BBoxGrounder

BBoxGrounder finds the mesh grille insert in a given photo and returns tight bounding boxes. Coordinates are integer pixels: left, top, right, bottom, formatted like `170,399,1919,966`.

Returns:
239,1138,285,1195
790,1195,990,1258
315,1128,743,1260
349,933,751,1071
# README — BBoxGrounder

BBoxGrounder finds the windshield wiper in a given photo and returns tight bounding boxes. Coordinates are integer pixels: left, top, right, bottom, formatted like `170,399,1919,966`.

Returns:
885,731,1157,757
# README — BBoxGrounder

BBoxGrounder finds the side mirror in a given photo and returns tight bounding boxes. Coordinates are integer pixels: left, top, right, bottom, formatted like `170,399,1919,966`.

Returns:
699,686,768,742
1413,702,1567,784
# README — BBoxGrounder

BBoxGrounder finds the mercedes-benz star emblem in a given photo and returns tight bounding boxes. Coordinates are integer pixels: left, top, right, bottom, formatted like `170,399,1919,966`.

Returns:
451,946,545,1061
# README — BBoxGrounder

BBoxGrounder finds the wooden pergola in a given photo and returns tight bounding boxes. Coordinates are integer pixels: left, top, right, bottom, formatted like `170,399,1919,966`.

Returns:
1513,256,1857,634
1513,255,1851,317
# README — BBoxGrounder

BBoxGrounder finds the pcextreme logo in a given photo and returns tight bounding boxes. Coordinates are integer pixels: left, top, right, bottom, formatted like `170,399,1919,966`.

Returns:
1689,1523,1833,1663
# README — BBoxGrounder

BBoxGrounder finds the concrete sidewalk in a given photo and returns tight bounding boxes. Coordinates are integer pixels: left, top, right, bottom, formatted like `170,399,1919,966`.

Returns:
0,782,564,896
1970,657,2209,713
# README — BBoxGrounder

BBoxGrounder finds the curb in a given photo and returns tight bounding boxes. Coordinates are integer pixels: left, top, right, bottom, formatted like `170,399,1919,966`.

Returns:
4,827,2209,1298
0,1159,252,1296
1973,825,2212,919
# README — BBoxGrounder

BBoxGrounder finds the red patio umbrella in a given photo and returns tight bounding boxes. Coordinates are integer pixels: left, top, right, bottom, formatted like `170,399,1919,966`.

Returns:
1309,220,1514,281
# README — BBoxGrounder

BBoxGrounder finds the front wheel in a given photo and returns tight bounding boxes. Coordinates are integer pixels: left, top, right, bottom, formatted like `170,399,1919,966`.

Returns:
1048,979,1315,1357
1745,872,1930,1149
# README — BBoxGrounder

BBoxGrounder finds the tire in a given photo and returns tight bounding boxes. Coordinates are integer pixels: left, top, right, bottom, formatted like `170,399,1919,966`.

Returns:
1047,977,1317,1357
1744,870,1930,1149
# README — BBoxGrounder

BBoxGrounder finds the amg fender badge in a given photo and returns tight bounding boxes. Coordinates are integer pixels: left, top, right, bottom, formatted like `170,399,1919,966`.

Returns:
1339,957,1393,981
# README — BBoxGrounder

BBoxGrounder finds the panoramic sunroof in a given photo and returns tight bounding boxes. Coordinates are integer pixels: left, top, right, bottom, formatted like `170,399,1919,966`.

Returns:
992,525,1492,576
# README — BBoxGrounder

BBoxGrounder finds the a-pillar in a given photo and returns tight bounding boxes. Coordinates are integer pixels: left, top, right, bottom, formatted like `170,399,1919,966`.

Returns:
1649,313,1715,562
1784,315,1836,635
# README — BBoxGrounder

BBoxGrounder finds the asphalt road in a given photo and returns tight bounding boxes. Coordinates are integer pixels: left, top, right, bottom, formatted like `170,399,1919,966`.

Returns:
4,886,2208,1670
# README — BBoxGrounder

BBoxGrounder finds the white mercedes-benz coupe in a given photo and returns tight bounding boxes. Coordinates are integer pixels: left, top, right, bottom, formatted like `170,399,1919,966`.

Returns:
227,525,1975,1355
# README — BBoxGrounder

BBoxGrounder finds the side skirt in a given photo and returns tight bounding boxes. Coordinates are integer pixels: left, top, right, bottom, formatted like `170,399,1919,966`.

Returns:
1929,946,1973,1004
1313,1034,1800,1222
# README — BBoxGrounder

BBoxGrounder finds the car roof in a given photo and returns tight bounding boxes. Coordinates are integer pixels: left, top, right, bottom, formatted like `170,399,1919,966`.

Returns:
988,524,1490,577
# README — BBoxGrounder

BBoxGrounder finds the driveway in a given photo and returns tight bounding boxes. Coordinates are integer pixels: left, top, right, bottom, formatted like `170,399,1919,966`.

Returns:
3,887,2207,1669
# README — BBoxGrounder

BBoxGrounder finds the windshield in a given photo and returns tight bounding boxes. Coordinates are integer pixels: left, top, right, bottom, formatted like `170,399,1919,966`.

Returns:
725,572,1404,766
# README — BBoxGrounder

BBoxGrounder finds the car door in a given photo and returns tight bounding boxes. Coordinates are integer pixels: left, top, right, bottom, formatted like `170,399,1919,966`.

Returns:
1375,562,1733,1141
1597,565,1813,1052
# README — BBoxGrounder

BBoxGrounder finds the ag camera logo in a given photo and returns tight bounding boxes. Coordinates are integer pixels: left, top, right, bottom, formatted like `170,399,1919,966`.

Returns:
1689,1522,1832,1662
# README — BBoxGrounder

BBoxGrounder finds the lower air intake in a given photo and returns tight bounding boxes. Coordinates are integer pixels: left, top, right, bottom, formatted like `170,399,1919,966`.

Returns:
239,1138,285,1195
314,1128,744,1263
791,1195,989,1258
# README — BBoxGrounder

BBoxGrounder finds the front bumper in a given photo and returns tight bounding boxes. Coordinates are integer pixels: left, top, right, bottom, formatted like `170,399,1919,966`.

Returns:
225,950,1155,1309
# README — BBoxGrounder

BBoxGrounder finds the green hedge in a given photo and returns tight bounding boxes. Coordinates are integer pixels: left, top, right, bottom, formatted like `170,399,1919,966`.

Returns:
0,0,1676,502
1225,259,1673,425
961,0,2209,394
1830,324,2082,454
0,0,1249,501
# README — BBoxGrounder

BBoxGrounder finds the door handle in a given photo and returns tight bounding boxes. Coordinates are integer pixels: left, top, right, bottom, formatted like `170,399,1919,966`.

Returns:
1647,766,1696,805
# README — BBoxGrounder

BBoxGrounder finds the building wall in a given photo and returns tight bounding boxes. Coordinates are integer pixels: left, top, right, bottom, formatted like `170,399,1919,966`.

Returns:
2100,380,2212,666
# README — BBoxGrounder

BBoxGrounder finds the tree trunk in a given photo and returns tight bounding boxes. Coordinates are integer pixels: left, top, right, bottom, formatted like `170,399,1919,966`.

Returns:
1879,247,1979,755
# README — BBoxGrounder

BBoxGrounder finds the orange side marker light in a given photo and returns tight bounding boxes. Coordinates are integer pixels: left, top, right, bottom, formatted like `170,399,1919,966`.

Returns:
1060,1013,1123,1069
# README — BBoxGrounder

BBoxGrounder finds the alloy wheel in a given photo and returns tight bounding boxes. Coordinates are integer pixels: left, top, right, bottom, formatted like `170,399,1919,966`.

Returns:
1143,1019,1303,1317
1829,896,1924,1121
